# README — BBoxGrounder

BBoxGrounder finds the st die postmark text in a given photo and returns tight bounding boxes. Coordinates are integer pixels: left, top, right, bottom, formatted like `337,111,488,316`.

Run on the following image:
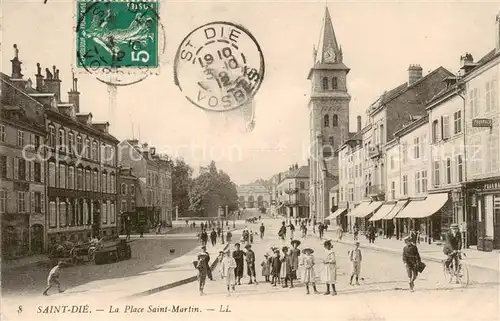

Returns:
36,304,232,314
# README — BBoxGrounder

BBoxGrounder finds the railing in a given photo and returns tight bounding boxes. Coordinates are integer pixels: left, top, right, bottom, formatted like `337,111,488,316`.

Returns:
365,184,385,196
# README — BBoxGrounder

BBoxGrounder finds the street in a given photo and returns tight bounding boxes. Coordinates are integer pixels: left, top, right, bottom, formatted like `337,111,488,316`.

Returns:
141,217,499,321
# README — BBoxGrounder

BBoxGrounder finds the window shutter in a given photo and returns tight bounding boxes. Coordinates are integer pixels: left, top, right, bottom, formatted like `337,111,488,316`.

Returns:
40,163,44,183
25,192,29,213
41,193,45,213
26,160,30,181
6,156,12,179
30,161,34,182
14,158,18,180
31,191,35,213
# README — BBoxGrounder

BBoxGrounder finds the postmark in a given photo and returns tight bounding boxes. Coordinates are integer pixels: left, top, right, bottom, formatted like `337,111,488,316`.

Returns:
174,21,265,112
75,0,166,86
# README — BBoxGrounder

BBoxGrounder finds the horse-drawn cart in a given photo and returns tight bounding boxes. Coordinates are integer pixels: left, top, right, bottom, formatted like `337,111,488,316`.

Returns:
94,239,132,265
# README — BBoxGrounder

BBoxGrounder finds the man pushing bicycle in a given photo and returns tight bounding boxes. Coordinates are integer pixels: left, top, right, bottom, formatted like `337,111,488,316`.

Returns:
443,223,462,273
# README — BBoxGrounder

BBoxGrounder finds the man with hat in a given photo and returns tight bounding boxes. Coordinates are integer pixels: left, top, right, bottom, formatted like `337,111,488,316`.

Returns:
232,243,246,285
195,251,210,295
245,244,258,284
349,241,362,286
402,235,421,291
290,240,301,281
200,246,213,281
443,223,462,274
322,240,337,295
219,249,237,296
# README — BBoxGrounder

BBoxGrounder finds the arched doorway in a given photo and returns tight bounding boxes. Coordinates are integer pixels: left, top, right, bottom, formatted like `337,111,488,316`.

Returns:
31,224,44,254
239,196,245,208
248,196,255,208
257,195,264,207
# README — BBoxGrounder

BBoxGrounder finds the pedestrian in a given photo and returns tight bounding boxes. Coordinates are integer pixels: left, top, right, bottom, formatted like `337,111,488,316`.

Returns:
245,244,258,284
249,230,254,244
270,247,281,287
349,241,362,285
125,216,131,240
226,230,233,243
402,236,421,292
195,251,210,295
337,224,343,240
368,223,376,243
280,246,293,288
201,229,208,247
217,226,222,238
232,243,246,285
278,221,287,240
200,246,213,281
353,223,359,241
322,240,337,295
261,254,271,282
409,227,418,244
260,223,265,239
301,248,320,295
289,223,295,241
210,228,217,246
301,224,308,238
219,249,237,296
290,240,301,281
318,223,324,239
42,261,64,296
313,223,316,235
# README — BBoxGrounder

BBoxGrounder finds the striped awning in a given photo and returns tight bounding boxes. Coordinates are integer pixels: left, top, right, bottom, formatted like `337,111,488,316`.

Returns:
347,202,372,217
325,208,347,220
396,193,449,219
383,200,409,220
369,204,396,221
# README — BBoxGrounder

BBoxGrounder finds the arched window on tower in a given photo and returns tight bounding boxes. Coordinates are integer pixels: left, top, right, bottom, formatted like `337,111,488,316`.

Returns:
322,77,328,90
332,77,338,89
332,114,338,127
323,114,329,127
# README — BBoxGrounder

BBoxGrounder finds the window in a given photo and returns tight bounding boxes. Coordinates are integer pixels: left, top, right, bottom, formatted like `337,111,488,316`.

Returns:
469,88,479,117
323,145,332,158
85,169,91,191
59,201,66,227
121,200,127,212
92,141,98,160
486,81,492,112
59,164,66,188
17,191,26,213
121,183,128,195
413,137,420,159
49,201,57,227
110,173,115,193
0,125,5,142
58,128,65,150
48,162,56,187
101,202,108,224
77,167,83,190
402,143,408,164
332,114,338,127
68,166,74,189
102,172,107,193
93,170,98,192
432,120,439,143
323,114,329,127
402,175,408,196
130,200,135,212
391,181,395,200
328,136,334,147
332,77,338,89
442,115,450,139
17,130,24,147
457,155,463,182
300,181,305,189
446,158,451,184
49,125,56,148
34,162,41,182
77,135,82,154
85,139,91,158
453,111,462,134
487,135,499,173
110,202,115,224
415,172,421,194
421,171,428,192
470,136,482,175
491,79,498,111
322,77,328,90
0,156,6,178
0,190,5,213
130,184,135,196
433,161,440,186
68,132,74,154
18,158,26,180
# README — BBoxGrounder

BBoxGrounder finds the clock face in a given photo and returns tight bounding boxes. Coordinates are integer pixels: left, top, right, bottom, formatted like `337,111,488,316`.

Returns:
324,46,336,63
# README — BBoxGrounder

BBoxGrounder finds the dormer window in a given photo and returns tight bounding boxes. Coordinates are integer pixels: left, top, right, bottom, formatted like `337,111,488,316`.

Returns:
58,128,65,151
324,114,330,127
332,77,338,89
322,77,328,90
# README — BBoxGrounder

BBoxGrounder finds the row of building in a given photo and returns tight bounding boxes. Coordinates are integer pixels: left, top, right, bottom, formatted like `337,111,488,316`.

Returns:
1,46,173,259
313,11,500,250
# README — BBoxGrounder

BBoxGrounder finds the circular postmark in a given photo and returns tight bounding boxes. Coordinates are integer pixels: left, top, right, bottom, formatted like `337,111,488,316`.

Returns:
174,21,265,112
75,0,166,86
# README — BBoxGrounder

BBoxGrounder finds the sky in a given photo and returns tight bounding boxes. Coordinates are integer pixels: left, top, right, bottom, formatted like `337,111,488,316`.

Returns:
2,0,499,185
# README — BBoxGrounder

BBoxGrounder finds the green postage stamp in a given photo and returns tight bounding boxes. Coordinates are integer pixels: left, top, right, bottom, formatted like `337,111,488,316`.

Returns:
76,0,159,70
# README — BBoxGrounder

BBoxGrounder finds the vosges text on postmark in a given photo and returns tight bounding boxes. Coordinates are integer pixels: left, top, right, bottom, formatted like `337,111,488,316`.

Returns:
174,21,265,112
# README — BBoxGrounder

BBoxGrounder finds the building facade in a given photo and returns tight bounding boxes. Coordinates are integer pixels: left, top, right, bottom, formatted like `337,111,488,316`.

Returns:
309,7,350,224
276,164,310,220
1,50,47,258
117,166,139,234
237,183,271,209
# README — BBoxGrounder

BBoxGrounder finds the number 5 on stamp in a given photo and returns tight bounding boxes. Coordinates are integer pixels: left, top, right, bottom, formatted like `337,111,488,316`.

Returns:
76,0,159,69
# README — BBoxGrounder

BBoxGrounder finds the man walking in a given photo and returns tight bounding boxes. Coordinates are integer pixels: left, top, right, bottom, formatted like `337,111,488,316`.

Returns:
42,261,64,296
195,252,210,295
402,236,421,291
349,242,362,285
260,223,265,239
245,244,258,284
232,243,246,285
200,229,208,247
210,228,217,246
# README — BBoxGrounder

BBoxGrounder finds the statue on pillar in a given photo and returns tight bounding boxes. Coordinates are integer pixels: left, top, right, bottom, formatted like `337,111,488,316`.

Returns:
13,44,19,59
45,68,53,80
37,63,41,75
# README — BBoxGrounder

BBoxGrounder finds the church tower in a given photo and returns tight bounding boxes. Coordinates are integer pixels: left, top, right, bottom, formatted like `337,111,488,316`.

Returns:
308,6,351,223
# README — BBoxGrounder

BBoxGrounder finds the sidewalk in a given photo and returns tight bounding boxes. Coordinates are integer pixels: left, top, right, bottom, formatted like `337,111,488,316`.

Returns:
326,230,500,272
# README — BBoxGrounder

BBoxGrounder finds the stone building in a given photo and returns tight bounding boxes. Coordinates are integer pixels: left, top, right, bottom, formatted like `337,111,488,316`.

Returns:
0,46,47,257
308,7,349,224
117,166,139,234
237,183,271,209
118,139,173,228
276,164,310,220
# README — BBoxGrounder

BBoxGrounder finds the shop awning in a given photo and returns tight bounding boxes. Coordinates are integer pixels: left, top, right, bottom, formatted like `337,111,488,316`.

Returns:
325,208,347,220
396,193,449,219
346,202,372,217
355,201,383,218
369,204,396,221
382,200,409,220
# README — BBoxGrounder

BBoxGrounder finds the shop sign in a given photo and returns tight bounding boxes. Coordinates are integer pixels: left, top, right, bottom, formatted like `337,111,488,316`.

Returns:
472,118,492,128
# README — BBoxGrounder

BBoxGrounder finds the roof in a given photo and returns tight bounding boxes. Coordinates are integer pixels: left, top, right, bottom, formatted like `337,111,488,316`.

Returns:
393,114,429,138
290,165,309,178
237,183,270,194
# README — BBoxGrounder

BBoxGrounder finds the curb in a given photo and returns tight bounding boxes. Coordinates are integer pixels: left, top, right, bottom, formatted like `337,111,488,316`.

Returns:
125,243,230,298
334,239,499,273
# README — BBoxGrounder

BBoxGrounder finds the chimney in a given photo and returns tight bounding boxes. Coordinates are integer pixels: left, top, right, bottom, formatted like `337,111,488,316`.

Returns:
356,115,362,132
142,143,149,158
408,64,423,86
496,13,500,53
11,44,23,79
68,71,81,113
44,65,61,102
459,53,476,76
35,63,44,91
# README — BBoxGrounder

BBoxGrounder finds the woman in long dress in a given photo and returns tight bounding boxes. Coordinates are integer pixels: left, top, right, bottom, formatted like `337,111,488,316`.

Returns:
301,248,320,295
280,246,291,287
322,240,337,295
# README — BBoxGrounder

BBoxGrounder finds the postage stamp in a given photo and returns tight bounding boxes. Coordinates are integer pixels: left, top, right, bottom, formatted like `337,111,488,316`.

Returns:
174,21,265,112
75,0,165,85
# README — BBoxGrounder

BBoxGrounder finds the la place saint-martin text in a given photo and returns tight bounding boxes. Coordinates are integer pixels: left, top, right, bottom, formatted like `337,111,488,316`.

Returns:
36,304,232,314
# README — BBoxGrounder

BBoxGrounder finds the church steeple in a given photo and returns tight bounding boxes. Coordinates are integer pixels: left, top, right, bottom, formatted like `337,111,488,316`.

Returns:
320,6,341,64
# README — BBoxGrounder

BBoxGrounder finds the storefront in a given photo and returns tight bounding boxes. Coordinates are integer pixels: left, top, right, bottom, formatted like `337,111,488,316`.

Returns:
347,201,383,232
368,203,396,236
325,207,347,230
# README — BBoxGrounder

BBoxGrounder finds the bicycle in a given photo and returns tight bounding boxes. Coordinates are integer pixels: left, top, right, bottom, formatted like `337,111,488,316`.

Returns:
442,250,469,286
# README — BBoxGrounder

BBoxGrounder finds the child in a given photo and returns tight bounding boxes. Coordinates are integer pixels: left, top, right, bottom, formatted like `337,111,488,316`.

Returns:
219,249,237,296
270,248,281,287
42,261,64,296
349,241,362,285
261,254,271,282
301,248,320,295
280,246,293,288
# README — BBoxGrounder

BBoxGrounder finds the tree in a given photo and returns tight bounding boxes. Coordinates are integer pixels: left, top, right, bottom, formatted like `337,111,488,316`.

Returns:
171,158,193,216
188,161,239,217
